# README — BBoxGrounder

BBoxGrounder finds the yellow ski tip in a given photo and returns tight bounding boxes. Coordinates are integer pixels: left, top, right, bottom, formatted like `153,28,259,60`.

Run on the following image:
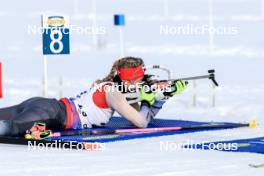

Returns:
249,120,257,128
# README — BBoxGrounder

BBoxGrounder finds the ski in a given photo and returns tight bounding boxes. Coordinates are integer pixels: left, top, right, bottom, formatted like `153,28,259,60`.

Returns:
51,120,256,137
249,163,264,168
0,120,256,149
0,136,107,150
0,136,85,149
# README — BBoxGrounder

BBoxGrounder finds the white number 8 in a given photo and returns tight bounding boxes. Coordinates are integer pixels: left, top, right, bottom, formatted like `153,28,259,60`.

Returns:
50,29,63,53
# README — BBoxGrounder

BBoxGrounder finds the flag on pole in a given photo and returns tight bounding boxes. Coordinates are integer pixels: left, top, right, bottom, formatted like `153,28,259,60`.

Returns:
114,14,125,26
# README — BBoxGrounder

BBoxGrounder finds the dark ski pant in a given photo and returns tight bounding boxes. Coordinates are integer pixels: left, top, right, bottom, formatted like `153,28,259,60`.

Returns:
0,97,67,136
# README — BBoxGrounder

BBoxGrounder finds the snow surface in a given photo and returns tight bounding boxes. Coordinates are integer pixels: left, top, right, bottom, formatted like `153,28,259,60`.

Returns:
1,0,264,175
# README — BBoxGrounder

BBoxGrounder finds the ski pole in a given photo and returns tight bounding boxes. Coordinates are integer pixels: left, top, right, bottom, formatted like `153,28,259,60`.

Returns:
115,120,255,133
48,120,256,138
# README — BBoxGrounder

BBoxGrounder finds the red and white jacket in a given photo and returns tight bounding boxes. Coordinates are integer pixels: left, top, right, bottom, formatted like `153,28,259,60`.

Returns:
60,82,164,129
60,82,115,129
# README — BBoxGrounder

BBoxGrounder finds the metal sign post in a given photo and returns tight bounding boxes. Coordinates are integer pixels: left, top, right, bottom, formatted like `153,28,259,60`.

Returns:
114,14,125,57
42,15,70,97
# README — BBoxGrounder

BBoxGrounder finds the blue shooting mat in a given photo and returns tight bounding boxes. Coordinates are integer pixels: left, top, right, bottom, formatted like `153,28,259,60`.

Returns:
48,116,245,143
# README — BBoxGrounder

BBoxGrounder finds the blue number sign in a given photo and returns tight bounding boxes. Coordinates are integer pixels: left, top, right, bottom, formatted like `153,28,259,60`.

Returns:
42,15,70,55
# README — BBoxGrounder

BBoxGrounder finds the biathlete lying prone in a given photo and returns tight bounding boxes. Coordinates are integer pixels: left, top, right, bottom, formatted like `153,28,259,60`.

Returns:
0,57,187,139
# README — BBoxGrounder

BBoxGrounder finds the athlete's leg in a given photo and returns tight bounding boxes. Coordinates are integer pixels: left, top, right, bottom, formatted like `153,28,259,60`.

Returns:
0,97,66,136
0,105,20,120
0,97,42,120
0,102,23,134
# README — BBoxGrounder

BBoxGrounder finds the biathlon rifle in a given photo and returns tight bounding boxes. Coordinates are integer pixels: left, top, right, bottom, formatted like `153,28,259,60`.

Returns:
144,65,219,87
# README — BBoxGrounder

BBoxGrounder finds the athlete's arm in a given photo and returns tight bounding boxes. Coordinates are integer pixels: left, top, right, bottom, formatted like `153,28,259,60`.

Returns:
106,90,149,128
